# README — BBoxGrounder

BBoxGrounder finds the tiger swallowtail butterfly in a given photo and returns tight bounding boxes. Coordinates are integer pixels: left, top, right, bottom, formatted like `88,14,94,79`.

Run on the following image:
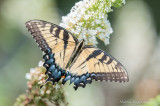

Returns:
25,20,129,90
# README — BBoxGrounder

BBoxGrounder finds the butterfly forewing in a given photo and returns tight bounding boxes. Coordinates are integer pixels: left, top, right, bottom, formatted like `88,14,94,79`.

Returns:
68,46,129,82
26,20,78,69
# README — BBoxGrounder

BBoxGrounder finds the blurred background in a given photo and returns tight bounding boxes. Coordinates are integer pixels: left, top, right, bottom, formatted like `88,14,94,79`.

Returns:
0,0,160,106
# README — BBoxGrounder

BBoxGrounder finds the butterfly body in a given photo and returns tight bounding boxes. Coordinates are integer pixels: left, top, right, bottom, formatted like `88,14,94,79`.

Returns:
26,20,129,90
66,39,85,69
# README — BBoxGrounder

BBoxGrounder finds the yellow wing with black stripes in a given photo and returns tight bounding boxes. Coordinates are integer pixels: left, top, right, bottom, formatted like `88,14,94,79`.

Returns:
26,20,129,90
25,20,78,69
68,46,129,82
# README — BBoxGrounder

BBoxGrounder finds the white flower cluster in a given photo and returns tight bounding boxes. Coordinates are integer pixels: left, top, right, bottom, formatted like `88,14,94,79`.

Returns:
25,61,45,85
60,0,125,46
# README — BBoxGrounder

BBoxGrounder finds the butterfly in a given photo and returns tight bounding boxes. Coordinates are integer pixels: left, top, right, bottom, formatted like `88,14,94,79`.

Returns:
25,20,129,90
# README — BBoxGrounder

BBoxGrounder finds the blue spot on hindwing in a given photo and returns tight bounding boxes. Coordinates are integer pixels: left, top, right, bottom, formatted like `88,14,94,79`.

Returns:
49,54,54,59
74,77,80,85
62,74,71,85
46,59,54,65
49,64,56,72
80,75,86,83
57,71,62,79
70,77,75,84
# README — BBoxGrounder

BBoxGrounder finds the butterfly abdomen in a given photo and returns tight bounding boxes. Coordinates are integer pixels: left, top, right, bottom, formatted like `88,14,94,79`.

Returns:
66,39,85,68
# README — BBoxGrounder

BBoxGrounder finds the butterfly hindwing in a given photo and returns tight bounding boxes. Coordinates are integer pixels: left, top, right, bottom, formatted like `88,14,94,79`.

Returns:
26,20,78,69
68,46,129,82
